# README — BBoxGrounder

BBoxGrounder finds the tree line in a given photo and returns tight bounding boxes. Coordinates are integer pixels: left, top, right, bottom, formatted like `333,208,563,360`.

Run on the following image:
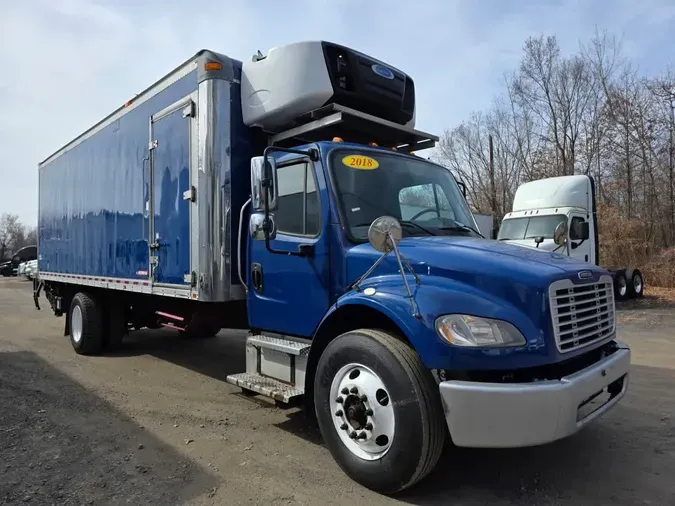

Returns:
0,213,37,262
434,30,675,287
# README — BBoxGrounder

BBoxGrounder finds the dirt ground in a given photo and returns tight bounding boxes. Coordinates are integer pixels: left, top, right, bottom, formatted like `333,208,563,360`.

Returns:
1,278,674,506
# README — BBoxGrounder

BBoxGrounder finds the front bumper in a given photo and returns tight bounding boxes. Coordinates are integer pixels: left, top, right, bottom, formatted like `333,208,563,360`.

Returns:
438,340,631,448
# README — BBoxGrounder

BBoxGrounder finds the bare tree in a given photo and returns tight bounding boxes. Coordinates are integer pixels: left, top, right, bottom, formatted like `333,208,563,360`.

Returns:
25,227,38,246
0,213,23,261
436,29,675,285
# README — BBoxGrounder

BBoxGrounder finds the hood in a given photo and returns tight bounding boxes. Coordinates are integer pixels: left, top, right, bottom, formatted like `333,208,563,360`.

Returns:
346,235,604,291
501,238,560,252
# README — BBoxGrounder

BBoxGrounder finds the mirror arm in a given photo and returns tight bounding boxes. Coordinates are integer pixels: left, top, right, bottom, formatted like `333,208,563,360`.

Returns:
349,250,389,292
552,243,566,253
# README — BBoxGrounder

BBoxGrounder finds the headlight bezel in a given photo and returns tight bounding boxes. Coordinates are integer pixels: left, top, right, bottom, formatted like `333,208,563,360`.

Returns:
434,314,527,348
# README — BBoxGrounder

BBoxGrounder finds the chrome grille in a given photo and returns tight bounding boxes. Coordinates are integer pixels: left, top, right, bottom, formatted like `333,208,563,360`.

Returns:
548,275,615,353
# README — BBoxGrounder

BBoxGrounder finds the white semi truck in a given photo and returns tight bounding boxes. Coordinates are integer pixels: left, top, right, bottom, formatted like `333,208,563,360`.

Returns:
498,174,645,301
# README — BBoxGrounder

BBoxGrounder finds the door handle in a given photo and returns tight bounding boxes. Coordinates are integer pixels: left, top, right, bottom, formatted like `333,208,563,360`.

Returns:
251,263,263,293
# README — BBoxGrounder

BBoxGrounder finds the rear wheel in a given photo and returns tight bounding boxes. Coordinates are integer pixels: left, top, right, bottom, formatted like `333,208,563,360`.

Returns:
103,299,127,352
314,329,446,494
69,292,104,355
613,271,628,301
626,269,644,298
182,317,220,339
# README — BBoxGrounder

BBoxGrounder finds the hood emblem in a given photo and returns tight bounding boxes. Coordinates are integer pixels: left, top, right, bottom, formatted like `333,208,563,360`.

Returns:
578,270,593,280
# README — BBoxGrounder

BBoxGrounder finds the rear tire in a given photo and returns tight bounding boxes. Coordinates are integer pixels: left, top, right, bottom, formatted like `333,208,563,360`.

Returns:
613,271,628,301
103,300,127,352
69,292,104,355
314,329,446,494
626,269,644,298
182,317,220,339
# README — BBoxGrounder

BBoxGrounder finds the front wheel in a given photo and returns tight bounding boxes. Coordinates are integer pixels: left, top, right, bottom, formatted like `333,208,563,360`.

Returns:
314,329,446,494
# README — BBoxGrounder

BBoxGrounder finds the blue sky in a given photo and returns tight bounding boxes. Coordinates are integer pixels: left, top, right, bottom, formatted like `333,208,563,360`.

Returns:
2,0,674,225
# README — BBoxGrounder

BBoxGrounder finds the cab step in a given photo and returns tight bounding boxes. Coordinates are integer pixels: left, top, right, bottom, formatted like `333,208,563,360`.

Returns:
226,334,310,404
226,372,305,403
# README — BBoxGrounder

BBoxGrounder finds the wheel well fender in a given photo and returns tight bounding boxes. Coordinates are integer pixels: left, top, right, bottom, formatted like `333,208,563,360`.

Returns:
303,296,415,422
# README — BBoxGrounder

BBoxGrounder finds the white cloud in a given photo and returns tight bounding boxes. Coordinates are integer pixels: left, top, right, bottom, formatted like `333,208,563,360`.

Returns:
1,0,674,225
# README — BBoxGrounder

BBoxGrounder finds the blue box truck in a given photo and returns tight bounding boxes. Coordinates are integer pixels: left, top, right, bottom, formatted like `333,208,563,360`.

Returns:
34,41,631,494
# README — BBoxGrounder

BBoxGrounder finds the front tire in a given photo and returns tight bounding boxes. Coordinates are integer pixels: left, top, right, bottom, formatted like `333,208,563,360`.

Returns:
314,329,446,494
69,292,104,355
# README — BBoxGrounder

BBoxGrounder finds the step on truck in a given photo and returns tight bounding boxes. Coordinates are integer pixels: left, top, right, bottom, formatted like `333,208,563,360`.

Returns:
34,41,631,494
498,175,645,301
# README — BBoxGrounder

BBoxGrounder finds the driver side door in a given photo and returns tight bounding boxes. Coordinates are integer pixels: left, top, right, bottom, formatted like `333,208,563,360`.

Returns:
246,155,331,337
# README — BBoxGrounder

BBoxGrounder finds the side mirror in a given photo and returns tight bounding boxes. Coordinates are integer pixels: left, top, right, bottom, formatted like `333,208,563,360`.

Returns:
553,221,568,246
457,181,467,198
250,156,278,212
368,216,403,253
577,221,590,240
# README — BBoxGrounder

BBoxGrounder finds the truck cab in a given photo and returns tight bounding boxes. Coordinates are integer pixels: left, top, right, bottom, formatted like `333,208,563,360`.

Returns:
224,44,630,493
498,175,644,300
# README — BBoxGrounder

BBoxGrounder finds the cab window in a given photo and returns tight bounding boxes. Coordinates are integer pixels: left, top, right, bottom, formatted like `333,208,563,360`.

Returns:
274,161,320,237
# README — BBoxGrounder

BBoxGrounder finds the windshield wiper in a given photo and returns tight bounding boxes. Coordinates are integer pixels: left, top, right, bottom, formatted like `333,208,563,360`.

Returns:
400,221,436,236
351,220,436,236
438,223,484,238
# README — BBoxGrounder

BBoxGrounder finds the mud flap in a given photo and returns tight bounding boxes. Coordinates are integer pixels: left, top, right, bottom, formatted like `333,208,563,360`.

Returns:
33,278,43,310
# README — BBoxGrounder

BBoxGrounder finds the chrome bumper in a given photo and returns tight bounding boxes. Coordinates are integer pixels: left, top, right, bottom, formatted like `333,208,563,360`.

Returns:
438,341,631,448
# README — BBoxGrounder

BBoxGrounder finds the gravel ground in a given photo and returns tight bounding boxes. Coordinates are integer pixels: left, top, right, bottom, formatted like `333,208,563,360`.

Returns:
0,277,674,505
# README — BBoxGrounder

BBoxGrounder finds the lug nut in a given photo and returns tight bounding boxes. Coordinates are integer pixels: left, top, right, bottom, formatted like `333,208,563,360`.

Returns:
335,410,343,417
350,387,358,394
349,431,357,439
360,394,367,402
365,423,373,431
340,423,348,430
365,409,373,416
341,388,349,395
358,431,367,440
335,396,343,404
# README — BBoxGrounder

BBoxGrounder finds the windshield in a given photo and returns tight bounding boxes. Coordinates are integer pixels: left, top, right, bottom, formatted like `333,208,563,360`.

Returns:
329,149,478,240
497,215,566,241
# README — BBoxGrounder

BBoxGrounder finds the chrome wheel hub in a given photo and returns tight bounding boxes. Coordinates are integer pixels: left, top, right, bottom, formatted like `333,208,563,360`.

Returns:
329,363,395,461
71,305,83,344
633,274,642,293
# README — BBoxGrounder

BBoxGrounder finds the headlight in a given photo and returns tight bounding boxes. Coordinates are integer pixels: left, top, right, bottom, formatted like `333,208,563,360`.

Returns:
435,315,526,348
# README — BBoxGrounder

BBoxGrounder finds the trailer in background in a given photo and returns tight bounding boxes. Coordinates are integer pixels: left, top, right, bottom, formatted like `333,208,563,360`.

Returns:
498,174,644,301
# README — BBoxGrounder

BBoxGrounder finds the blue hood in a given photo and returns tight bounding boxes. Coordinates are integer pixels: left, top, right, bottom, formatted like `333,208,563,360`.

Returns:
346,235,605,290
342,236,610,371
